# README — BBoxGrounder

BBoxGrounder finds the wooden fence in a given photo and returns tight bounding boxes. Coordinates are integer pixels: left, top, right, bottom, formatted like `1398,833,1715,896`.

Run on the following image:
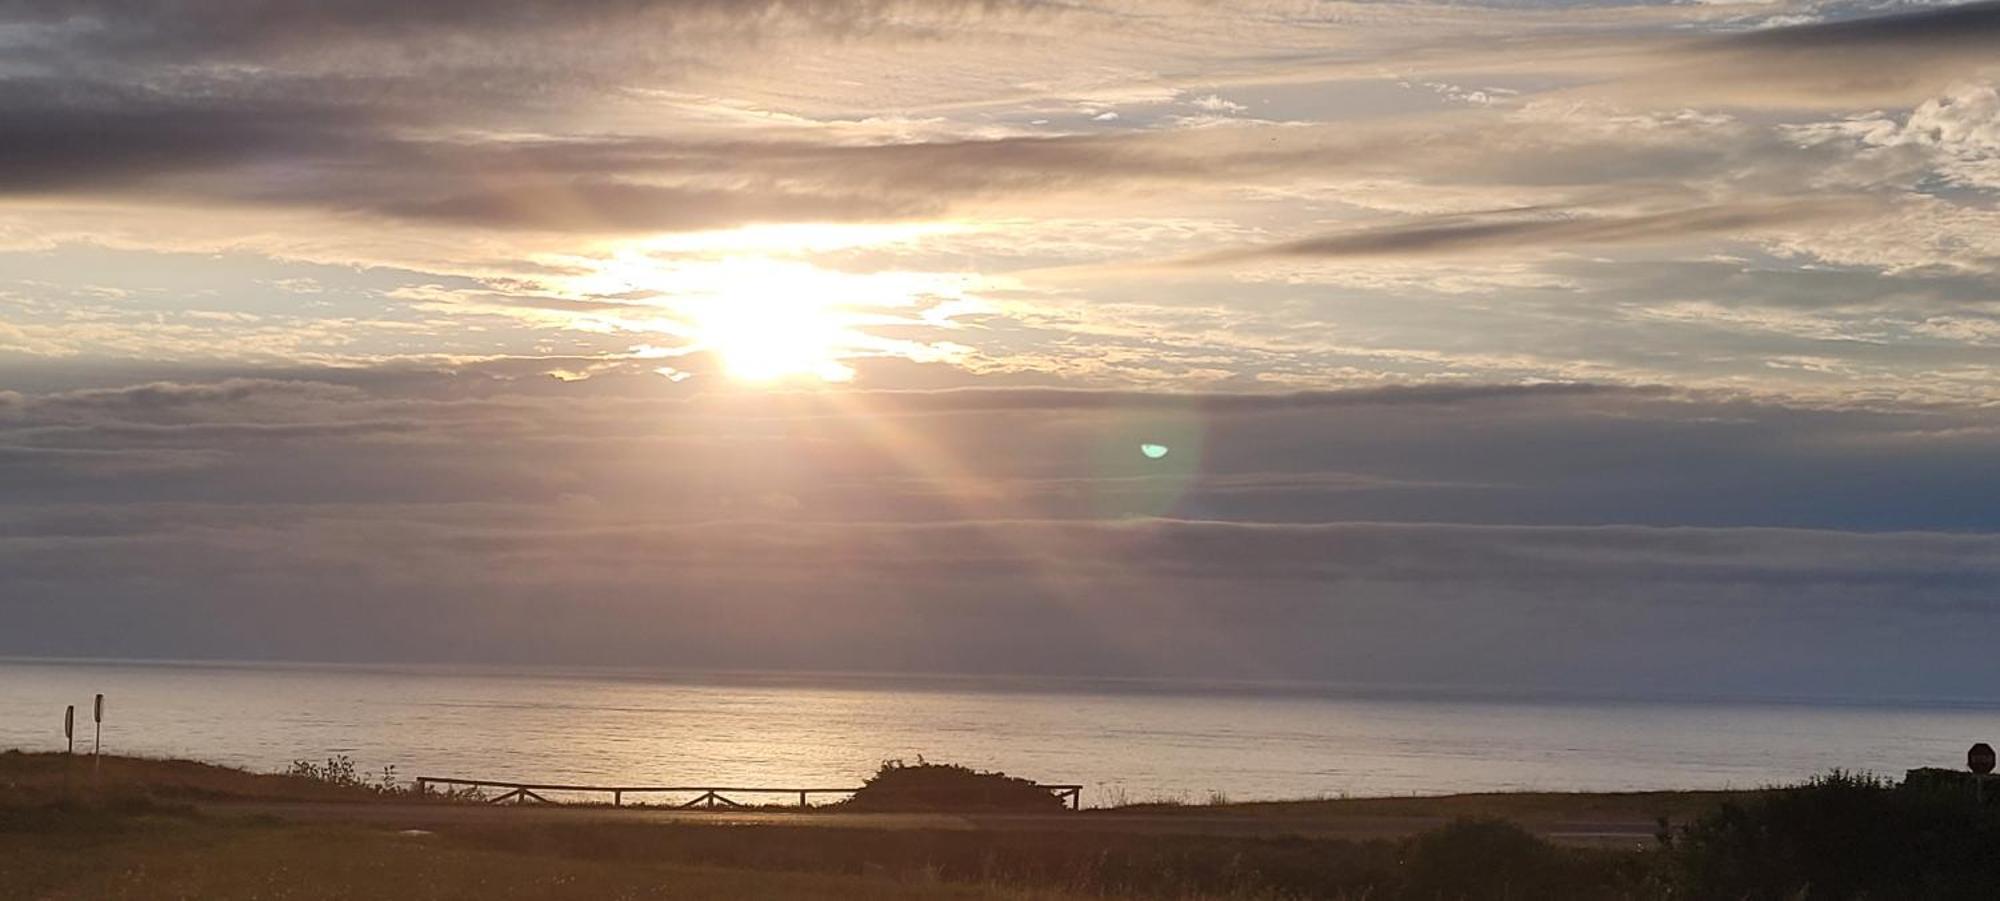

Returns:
412,776,1084,810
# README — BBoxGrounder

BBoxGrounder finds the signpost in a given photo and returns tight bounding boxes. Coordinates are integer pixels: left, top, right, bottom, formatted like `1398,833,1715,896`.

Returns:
92,693,104,781
63,704,76,797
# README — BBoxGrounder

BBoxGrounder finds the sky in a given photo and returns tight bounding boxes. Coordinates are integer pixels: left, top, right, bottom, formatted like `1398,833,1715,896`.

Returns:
4,0,2000,700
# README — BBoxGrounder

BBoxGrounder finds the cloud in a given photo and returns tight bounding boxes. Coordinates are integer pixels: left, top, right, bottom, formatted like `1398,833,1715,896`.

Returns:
0,84,373,194
3,507,1997,693
4,0,2000,696
2,373,1997,530
376,180,941,232
1787,80,2000,192
1639,1,2000,108
1719,1,2000,55
0,0,1063,71
702,381,1637,415
0,371,1996,692
4,378,366,422
1188,199,1875,264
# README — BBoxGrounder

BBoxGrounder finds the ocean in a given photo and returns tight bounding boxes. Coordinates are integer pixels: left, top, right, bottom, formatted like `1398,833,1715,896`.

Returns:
1,658,1991,805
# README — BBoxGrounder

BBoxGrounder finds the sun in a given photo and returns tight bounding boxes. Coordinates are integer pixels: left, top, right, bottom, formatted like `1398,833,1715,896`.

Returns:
563,228,986,385
667,256,894,383
687,285,856,383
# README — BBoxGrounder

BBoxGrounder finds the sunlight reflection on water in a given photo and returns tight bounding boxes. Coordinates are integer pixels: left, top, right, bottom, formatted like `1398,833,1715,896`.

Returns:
1,659,1992,805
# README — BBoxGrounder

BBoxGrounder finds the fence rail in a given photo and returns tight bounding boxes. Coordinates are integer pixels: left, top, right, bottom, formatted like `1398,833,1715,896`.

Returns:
412,776,1084,810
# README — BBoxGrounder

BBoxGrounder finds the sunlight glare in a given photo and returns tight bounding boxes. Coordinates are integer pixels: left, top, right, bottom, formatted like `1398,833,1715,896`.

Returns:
559,228,992,385
688,278,857,383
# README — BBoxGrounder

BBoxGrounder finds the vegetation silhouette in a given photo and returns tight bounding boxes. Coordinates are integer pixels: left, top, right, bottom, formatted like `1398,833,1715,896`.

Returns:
837,758,1068,813
1660,769,2000,900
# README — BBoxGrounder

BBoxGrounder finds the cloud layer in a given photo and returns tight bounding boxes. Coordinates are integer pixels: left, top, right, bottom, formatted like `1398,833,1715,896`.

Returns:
5,1,2000,694
2,371,1998,695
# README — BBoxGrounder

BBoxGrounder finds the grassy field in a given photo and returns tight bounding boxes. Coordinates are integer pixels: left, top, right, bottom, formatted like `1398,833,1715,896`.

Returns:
0,750,391,806
0,751,1681,899
1109,788,1746,827
1,814,1093,900
30,751,1978,899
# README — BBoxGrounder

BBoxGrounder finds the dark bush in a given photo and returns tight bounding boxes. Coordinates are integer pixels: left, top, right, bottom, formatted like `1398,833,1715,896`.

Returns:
1401,818,1640,900
837,759,1066,812
1661,769,2000,900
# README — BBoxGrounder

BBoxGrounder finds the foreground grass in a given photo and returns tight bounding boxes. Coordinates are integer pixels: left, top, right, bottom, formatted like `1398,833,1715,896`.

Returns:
0,803,1651,900
0,751,1682,898
0,814,1095,901
0,750,391,807
47,752,1994,899
1110,788,1752,826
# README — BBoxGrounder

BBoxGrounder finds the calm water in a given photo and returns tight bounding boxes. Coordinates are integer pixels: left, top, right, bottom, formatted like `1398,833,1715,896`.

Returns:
1,659,1992,805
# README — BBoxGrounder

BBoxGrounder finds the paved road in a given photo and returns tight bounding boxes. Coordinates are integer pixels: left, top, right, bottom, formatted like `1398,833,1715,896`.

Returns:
197,800,1661,847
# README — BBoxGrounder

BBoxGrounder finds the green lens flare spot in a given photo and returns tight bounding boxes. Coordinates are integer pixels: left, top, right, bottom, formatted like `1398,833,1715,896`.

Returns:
1140,443,1170,460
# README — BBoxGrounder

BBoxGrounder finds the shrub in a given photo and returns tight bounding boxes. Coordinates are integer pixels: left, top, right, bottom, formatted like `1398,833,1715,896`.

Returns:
1660,769,2000,900
1400,818,1638,900
837,758,1066,813
283,755,418,796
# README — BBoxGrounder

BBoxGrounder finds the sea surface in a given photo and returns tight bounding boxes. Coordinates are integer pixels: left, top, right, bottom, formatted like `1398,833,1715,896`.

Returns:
2,658,1993,806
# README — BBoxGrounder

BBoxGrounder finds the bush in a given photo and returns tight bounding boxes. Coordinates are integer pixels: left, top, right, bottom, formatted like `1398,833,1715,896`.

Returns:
837,759,1066,813
283,755,412,795
1401,818,1639,900
1661,769,2000,900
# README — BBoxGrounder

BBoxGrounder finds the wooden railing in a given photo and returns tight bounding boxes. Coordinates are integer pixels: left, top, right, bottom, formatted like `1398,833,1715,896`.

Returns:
412,776,1084,810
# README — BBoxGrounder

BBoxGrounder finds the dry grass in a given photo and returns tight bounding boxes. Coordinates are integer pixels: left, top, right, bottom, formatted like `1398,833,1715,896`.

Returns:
0,818,1096,901
0,752,1727,899
0,750,391,807
1107,789,1757,826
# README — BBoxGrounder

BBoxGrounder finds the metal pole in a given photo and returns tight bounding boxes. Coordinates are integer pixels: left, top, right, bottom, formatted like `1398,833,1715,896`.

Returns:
63,705,74,799
92,693,103,784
